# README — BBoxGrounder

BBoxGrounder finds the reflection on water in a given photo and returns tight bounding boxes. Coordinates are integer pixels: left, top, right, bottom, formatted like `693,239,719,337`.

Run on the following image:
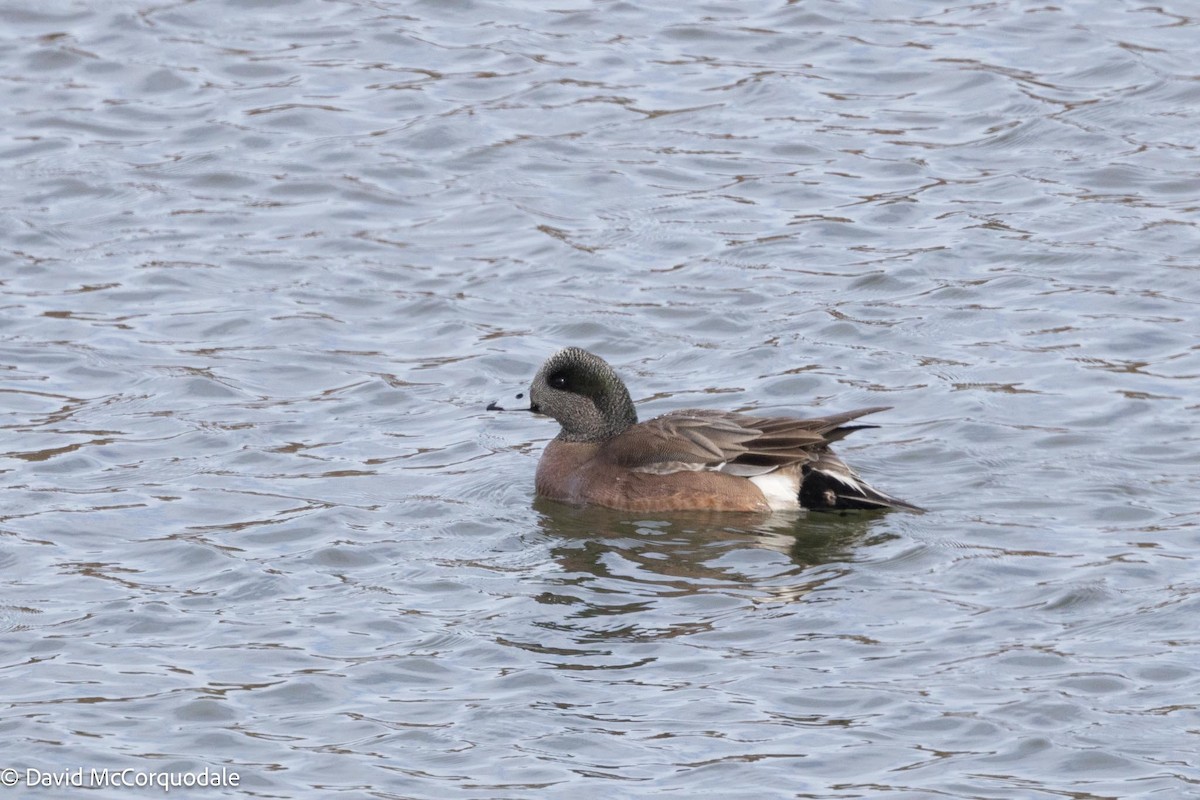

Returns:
3,0,1199,796
538,504,896,623
537,499,886,590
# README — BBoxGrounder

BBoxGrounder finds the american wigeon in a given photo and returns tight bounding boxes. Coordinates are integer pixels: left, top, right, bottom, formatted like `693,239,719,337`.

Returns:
489,347,920,513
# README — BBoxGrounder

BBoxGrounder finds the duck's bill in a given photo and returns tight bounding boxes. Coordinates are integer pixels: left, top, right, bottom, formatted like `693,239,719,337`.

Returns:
486,394,540,413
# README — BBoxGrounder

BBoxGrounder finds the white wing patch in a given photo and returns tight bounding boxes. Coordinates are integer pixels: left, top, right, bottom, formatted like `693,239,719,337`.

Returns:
631,461,716,475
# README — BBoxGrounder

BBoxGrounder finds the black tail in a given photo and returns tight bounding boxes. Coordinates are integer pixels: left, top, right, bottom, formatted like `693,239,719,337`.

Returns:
799,456,922,513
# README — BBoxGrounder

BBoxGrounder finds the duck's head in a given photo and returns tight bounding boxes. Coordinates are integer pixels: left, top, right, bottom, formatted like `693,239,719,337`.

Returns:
489,347,637,442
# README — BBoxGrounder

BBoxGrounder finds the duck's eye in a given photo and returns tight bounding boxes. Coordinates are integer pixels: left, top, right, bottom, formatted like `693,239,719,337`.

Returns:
549,373,568,390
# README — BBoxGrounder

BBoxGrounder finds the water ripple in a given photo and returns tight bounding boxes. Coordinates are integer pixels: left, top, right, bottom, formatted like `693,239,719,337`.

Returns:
3,0,1199,797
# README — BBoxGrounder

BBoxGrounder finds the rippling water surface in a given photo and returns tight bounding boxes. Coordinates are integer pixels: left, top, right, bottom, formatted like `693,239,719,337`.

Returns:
2,0,1198,797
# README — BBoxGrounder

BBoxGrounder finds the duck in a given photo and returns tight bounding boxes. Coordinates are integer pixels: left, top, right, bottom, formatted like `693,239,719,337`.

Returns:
488,347,920,513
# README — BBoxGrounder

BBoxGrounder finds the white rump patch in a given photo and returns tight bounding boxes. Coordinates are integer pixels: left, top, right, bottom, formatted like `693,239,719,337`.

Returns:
749,471,800,512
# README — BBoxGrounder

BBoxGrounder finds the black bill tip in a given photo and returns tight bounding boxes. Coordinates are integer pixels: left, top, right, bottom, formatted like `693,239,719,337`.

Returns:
488,392,530,412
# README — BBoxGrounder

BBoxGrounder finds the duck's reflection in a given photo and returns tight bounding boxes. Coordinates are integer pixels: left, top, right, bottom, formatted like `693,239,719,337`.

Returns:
532,497,897,605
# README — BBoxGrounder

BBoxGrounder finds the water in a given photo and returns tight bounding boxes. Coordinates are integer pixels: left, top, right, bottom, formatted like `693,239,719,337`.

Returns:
2,0,1198,797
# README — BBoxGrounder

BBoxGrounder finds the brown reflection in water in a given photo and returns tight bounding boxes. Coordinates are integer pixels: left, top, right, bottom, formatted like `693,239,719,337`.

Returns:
532,497,894,599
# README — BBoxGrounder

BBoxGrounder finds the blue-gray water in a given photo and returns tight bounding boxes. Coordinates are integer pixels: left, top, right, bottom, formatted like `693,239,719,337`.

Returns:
2,0,1198,797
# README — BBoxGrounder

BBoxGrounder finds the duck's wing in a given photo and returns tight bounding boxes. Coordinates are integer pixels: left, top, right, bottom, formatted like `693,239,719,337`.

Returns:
603,407,891,478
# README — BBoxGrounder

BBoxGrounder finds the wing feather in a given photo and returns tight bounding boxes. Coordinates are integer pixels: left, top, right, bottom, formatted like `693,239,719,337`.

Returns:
611,407,891,478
